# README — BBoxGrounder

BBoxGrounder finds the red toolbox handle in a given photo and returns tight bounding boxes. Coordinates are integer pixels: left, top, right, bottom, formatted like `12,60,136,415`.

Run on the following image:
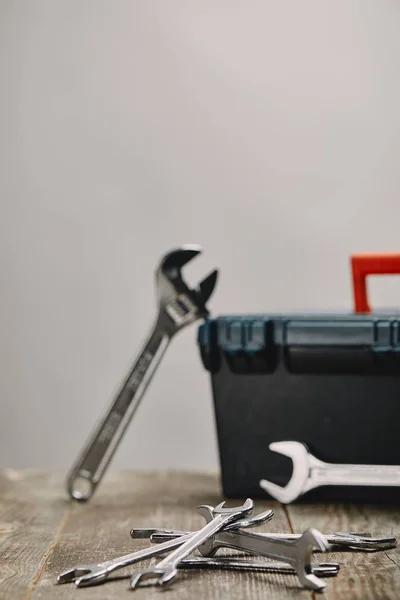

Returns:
351,253,400,313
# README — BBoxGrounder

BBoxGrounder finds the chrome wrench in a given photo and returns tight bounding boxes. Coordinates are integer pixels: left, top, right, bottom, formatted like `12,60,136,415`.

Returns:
57,544,338,588
260,441,400,503
57,532,197,587
130,499,254,589
133,504,328,591
66,245,218,501
148,528,397,552
178,556,339,577
196,505,328,591
57,504,270,588
129,507,275,539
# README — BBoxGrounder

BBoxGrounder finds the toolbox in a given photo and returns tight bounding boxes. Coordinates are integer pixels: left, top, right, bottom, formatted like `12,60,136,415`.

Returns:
197,254,400,503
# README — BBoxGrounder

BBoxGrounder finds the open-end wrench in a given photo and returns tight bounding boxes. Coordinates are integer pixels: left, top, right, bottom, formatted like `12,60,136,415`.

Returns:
139,505,328,591
171,504,328,591
66,245,218,501
329,532,397,551
149,528,397,552
129,508,275,539
58,506,271,588
198,507,328,591
178,556,339,577
56,545,338,588
130,499,254,589
57,532,197,587
259,441,400,504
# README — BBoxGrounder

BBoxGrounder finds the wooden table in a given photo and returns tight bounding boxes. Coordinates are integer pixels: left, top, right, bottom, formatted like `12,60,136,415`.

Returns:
1,470,399,599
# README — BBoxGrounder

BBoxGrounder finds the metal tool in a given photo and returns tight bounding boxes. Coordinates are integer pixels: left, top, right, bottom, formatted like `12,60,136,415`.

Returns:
57,549,338,587
147,529,397,552
137,506,328,590
57,532,197,587
177,556,340,577
65,245,218,501
327,532,397,551
190,504,329,590
58,505,272,587
234,531,397,552
129,508,275,540
130,498,254,589
259,441,400,504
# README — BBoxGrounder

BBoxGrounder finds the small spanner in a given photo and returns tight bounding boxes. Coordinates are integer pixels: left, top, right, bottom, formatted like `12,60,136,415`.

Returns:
57,546,338,588
57,532,197,587
130,507,275,539
257,532,397,552
260,441,400,503
142,504,328,591
130,498,254,589
66,245,218,501
148,528,397,552
58,505,273,587
178,556,339,577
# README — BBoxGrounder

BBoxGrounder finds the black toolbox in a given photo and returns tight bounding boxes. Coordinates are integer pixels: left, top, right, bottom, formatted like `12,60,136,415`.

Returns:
197,254,400,503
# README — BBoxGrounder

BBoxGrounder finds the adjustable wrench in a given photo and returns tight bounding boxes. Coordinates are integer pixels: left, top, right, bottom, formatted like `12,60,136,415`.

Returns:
259,441,400,503
66,245,218,501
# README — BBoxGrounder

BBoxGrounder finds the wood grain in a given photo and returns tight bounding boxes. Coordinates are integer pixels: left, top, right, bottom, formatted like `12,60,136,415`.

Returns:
287,502,400,600
31,470,308,600
1,470,399,600
0,470,70,600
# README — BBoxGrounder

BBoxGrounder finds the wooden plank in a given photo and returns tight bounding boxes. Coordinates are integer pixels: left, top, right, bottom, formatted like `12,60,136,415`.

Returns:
287,502,400,600
29,470,311,600
0,469,71,600
5,470,398,599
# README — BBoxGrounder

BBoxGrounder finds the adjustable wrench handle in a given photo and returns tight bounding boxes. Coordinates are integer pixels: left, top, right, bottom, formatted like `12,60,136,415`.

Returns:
310,463,400,488
66,322,170,501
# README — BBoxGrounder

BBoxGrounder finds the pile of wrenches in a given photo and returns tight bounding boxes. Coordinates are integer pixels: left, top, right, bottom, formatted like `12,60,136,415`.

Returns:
57,498,397,592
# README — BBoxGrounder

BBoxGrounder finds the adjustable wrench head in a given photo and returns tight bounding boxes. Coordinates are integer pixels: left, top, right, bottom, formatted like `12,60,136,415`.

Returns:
155,245,218,335
259,441,312,503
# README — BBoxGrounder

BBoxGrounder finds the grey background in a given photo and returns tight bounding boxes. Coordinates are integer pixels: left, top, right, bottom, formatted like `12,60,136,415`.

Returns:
1,0,400,471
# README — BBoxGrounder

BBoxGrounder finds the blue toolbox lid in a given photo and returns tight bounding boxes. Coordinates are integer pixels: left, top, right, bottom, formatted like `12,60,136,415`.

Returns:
197,313,400,375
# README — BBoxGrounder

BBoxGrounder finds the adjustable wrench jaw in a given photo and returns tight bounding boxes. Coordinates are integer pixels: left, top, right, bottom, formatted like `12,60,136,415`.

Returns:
155,245,218,337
